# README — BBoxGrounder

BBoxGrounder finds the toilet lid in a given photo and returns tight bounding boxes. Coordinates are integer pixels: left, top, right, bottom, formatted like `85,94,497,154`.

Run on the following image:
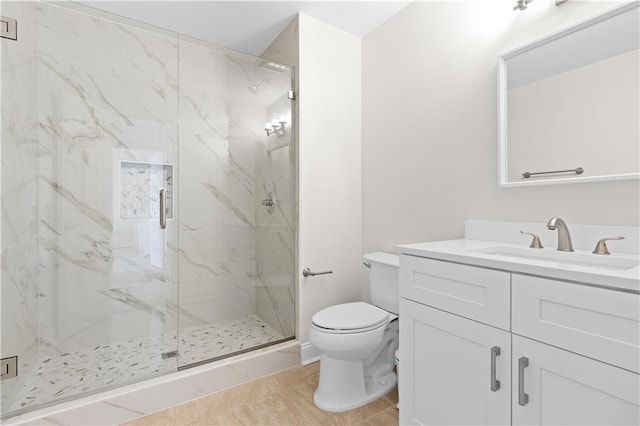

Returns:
312,302,389,332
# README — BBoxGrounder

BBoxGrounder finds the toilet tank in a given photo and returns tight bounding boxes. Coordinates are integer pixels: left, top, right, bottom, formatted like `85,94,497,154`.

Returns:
364,252,399,315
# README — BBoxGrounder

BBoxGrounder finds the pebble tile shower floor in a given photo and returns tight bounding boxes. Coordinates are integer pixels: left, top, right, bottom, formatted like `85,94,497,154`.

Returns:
10,315,282,412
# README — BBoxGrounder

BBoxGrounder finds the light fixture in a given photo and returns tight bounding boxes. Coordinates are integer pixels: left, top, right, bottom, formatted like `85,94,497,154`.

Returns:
261,61,288,72
513,0,533,11
515,0,567,11
265,115,287,137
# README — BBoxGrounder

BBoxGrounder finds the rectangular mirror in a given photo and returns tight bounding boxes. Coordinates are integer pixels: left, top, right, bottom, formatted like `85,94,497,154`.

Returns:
498,2,639,186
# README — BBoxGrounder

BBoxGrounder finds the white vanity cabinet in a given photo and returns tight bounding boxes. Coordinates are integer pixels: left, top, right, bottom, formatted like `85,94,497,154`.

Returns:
511,274,640,425
399,254,640,426
400,298,511,425
399,255,512,425
512,335,639,425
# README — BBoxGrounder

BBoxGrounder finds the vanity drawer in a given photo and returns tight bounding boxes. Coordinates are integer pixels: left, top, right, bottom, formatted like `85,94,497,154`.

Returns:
400,255,510,330
512,274,640,373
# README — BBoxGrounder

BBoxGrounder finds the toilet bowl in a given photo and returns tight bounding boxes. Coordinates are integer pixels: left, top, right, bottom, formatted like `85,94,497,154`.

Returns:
309,253,399,413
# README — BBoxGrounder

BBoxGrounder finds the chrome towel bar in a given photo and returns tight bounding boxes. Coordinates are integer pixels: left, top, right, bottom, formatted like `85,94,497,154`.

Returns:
303,267,332,277
522,167,583,178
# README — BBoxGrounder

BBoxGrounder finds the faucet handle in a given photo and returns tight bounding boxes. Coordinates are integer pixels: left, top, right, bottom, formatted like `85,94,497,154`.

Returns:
520,231,544,249
592,236,625,255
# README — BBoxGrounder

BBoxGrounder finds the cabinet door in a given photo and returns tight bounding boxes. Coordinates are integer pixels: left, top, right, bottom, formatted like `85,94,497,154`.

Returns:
512,335,640,425
400,299,511,425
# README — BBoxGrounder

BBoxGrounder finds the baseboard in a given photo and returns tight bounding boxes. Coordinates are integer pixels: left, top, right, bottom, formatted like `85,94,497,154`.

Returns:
301,341,320,365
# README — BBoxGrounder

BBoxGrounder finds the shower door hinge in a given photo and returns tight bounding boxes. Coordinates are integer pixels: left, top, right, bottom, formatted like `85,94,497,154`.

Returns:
0,16,17,41
288,90,296,100
1,356,18,380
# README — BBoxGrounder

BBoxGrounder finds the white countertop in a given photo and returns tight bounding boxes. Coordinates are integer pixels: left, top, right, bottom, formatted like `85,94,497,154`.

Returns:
397,239,640,293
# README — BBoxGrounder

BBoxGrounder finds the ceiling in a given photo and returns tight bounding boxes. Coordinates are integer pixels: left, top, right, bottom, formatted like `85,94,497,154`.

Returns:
81,1,413,56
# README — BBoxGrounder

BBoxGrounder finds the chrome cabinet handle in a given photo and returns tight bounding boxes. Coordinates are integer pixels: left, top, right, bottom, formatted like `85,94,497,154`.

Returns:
159,188,167,229
302,267,332,277
518,356,529,406
490,346,501,392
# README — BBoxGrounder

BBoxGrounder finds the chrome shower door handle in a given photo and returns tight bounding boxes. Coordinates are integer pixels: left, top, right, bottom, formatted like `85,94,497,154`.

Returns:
518,356,529,406
159,188,167,229
490,346,501,392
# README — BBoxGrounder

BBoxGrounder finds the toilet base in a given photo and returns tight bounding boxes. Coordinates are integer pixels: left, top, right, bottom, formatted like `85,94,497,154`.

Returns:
313,355,397,413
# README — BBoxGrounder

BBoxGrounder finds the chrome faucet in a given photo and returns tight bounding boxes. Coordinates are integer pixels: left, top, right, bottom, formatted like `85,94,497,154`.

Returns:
546,217,574,252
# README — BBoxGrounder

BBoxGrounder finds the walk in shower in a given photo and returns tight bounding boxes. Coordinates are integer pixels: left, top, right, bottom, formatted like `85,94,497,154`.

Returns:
1,2,295,419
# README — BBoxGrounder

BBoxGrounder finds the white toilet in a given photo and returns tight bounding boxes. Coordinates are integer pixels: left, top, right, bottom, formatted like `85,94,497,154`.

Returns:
309,252,399,412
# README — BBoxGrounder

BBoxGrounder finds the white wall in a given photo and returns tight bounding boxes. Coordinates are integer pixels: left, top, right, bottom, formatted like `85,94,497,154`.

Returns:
362,0,640,261
297,14,362,342
261,17,299,68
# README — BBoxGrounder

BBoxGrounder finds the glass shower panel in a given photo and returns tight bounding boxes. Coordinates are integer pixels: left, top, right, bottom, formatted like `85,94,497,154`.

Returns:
1,2,179,417
1,1,40,417
177,38,295,367
1,1,297,418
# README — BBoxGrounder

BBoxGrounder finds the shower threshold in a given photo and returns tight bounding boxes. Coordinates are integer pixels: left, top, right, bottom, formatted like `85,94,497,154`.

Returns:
7,315,284,414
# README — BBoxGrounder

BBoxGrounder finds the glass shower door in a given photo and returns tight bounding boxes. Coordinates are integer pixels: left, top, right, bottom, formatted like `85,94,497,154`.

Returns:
1,2,179,416
176,37,296,367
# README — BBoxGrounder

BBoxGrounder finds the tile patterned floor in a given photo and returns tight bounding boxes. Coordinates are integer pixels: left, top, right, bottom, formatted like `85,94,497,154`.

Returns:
122,361,399,425
10,315,283,412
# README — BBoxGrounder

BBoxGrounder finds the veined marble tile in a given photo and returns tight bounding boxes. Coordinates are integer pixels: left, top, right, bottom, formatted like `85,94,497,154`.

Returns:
37,3,178,122
1,1,42,414
254,276,295,337
254,93,295,338
34,1,180,366
177,39,231,137
177,37,268,368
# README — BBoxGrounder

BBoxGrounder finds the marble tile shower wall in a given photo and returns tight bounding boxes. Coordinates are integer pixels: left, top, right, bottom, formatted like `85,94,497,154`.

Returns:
177,40,258,333
255,95,295,337
1,1,40,411
1,2,181,414
35,3,179,358
177,38,295,352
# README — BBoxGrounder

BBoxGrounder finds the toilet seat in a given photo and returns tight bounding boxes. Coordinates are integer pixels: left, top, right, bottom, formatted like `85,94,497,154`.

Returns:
312,302,389,334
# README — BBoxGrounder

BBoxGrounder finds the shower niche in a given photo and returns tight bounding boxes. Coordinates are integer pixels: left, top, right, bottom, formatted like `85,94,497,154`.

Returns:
120,161,174,220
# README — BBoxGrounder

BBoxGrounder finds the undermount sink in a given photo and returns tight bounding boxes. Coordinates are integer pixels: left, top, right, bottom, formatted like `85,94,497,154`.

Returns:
472,246,640,271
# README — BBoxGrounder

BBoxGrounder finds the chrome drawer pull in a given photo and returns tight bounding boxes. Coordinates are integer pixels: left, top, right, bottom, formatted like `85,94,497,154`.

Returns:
518,356,530,406
490,346,501,392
